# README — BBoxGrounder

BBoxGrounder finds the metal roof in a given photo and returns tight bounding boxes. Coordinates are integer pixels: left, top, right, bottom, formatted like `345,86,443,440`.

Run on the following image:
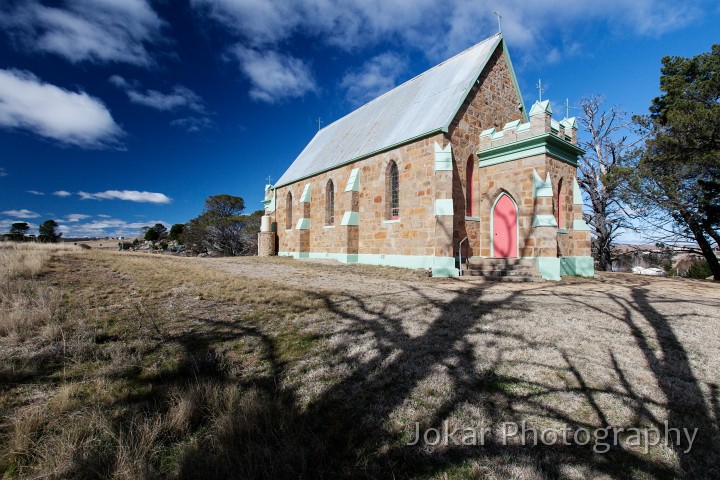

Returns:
276,34,503,187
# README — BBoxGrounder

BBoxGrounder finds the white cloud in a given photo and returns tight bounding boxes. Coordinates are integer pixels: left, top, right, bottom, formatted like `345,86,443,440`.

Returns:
2,209,41,218
231,46,317,103
1,0,165,66
27,190,44,195
54,217,168,238
0,167,7,177
169,116,213,133
341,52,407,106
53,190,72,197
191,0,705,65
109,75,206,112
0,219,38,234
0,69,123,148
66,213,91,222
78,190,172,204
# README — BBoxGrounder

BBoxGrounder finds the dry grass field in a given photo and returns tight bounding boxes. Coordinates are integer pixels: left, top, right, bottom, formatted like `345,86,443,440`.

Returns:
1,244,719,479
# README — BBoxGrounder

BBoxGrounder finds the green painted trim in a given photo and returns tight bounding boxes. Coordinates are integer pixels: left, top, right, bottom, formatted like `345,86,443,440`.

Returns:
383,219,400,224
532,215,558,227
561,117,578,130
300,183,312,202
573,219,591,231
278,251,458,277
279,251,357,263
480,127,496,138
517,122,531,133
341,211,360,226
274,128,446,188
532,169,553,198
557,228,568,234
434,142,453,171
478,133,584,167
479,145,545,167
464,216,481,222
550,119,561,132
295,218,310,230
501,37,529,122
503,119,522,130
262,187,276,213
560,256,595,277
345,168,360,192
529,100,552,117
323,225,336,229
535,257,560,281
573,178,583,205
435,198,454,216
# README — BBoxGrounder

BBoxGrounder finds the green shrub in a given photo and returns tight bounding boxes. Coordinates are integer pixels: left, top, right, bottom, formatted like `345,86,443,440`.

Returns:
686,260,712,279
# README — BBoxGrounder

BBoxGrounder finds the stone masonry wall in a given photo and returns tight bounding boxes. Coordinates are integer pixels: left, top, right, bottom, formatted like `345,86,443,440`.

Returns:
272,132,447,258
448,44,524,259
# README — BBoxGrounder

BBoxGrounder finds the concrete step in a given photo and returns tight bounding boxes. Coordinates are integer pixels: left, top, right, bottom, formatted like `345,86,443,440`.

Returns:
466,257,536,267
459,257,543,281
461,269,543,282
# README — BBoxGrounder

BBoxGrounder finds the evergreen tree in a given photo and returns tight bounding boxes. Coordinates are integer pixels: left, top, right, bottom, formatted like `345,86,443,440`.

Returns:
626,45,720,280
38,219,62,243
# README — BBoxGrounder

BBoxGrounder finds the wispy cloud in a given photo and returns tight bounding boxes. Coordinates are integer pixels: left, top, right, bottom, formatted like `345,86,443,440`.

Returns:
27,190,44,195
78,190,172,204
109,75,206,112
66,213,91,222
2,209,41,218
230,46,317,103
341,52,408,106
0,69,123,148
0,0,165,66
170,116,213,132
0,167,7,177
191,0,705,66
53,190,72,197
57,218,168,238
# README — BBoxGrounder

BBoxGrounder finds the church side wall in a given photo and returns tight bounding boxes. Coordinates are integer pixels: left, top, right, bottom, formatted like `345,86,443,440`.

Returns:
272,132,447,265
448,44,524,259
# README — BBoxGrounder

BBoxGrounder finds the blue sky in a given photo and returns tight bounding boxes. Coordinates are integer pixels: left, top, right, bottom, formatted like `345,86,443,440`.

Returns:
0,0,718,240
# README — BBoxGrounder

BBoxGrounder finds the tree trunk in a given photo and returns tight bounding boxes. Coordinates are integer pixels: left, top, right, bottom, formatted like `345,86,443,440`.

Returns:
687,216,720,280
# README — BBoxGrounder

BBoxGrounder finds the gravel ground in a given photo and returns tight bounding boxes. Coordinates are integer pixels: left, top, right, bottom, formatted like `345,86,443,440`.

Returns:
188,256,720,478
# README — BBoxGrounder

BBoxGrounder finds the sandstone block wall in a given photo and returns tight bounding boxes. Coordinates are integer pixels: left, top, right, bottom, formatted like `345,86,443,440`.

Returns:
448,46,524,258
272,132,447,258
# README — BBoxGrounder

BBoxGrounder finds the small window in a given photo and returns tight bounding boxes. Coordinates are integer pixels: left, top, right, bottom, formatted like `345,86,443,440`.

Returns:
388,161,399,219
466,156,474,216
326,179,335,225
557,178,564,229
286,191,293,230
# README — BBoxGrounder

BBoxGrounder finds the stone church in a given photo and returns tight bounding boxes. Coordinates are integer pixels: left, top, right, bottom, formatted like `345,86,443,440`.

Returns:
258,33,594,280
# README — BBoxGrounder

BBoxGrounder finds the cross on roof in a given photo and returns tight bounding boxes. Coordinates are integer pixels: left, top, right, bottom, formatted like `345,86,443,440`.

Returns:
266,175,273,185
494,11,502,33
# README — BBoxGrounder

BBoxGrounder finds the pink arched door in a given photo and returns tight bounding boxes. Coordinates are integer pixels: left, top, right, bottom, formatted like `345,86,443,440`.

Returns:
493,194,517,258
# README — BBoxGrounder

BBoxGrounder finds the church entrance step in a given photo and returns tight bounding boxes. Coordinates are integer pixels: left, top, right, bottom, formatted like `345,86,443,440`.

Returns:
459,257,543,281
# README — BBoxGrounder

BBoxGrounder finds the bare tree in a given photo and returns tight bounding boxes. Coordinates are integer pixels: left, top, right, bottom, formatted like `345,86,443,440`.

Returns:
577,95,639,271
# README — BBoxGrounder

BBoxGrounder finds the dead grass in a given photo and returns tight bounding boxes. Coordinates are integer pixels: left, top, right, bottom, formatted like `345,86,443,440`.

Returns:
0,249,719,479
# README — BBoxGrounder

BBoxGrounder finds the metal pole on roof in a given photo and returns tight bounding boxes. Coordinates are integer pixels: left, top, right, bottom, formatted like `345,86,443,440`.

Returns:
494,11,502,33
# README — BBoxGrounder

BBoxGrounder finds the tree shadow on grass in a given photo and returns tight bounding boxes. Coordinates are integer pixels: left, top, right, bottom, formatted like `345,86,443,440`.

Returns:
166,277,719,479
33,260,718,479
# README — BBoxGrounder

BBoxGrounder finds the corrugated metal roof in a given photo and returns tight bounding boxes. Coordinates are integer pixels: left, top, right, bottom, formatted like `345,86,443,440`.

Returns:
276,34,503,187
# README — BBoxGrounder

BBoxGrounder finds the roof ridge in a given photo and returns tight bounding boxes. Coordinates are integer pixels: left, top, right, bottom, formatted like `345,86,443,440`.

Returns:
320,33,502,133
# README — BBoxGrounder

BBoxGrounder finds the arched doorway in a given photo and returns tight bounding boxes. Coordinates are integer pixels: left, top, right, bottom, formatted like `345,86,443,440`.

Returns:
492,193,518,258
